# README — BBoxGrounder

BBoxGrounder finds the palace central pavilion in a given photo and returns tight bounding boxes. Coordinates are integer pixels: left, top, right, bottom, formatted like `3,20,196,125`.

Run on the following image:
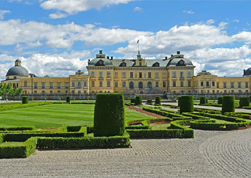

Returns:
2,50,251,96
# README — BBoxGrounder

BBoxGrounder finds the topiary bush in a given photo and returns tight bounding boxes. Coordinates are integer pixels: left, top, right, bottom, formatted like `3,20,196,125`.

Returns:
178,97,181,107
94,93,125,137
218,97,223,104
239,97,249,108
180,95,194,113
146,99,152,105
155,96,161,105
22,96,28,104
200,97,206,105
222,96,235,113
135,96,142,105
66,96,71,103
130,98,136,104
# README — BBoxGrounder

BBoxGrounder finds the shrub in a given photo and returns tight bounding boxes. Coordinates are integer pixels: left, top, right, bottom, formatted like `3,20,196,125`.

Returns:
239,97,249,108
200,97,206,105
218,97,223,104
94,93,125,137
135,96,142,105
66,96,71,103
22,96,28,104
190,120,238,130
222,96,235,113
130,98,136,104
178,97,181,107
179,95,194,113
146,99,152,105
155,97,161,105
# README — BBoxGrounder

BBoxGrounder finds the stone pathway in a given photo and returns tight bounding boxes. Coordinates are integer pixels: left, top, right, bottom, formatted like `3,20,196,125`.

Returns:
1,129,251,177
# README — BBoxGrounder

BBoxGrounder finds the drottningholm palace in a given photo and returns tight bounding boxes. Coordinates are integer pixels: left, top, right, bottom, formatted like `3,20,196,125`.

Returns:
2,50,251,99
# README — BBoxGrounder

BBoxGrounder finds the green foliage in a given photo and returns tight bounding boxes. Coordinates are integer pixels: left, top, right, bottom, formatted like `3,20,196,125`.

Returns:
135,96,142,105
190,120,238,130
155,96,161,105
200,97,207,105
146,99,152,105
66,96,71,103
222,96,235,113
94,93,125,137
218,97,223,104
127,129,183,138
178,97,181,107
239,97,249,108
130,98,136,104
0,127,34,131
0,102,50,112
36,133,131,149
125,119,150,129
170,120,194,138
179,95,194,113
22,96,28,104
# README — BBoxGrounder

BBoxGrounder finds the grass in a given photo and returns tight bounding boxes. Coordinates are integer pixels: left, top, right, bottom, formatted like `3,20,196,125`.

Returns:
151,123,170,130
0,142,24,146
0,104,153,129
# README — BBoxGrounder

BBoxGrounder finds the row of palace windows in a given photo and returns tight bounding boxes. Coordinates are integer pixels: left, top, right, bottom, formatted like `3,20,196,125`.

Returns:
32,90,88,94
173,81,192,87
172,72,191,78
200,81,249,88
24,81,88,89
172,90,249,94
92,81,167,88
92,71,167,79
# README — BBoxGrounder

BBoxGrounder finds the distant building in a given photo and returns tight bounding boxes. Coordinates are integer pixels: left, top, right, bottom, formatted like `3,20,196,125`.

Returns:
2,50,251,97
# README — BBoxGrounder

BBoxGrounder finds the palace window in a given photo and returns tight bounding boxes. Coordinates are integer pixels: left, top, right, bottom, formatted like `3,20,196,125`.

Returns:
223,82,227,88
107,72,110,78
217,82,219,88
155,72,159,78
65,82,69,89
163,72,166,78
107,81,110,87
201,82,203,86
139,72,142,78
115,72,118,78
84,82,87,87
99,81,102,87
163,81,166,87
34,82,37,89
139,62,142,66
122,72,126,78
173,81,176,87
122,82,126,87
147,82,152,88
130,72,133,78
245,82,249,88
78,82,81,87
212,82,215,86
180,81,184,87
156,81,159,87
172,72,176,78
57,82,61,89
91,72,95,78
99,72,103,78
238,82,241,88
72,81,75,87
231,82,234,88
148,72,151,78
180,72,183,78
24,81,27,87
188,72,191,78
188,81,191,87
115,82,118,87
92,81,95,87
42,82,45,89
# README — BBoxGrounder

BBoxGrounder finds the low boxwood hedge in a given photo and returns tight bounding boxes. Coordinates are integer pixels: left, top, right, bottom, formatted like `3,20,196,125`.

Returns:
190,120,238,130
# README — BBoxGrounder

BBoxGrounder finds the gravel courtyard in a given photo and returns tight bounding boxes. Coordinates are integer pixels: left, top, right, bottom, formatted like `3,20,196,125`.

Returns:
1,128,250,178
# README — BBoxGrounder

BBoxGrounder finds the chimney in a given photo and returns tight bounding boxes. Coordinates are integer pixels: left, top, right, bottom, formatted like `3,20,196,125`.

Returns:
177,51,180,54
107,56,109,59
111,56,113,60
165,56,168,60
171,54,173,57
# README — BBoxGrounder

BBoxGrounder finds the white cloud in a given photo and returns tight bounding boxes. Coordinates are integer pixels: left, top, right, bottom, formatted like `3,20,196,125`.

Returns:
183,10,194,14
206,19,215,25
49,12,69,19
233,19,239,23
133,7,143,12
40,0,134,18
0,10,10,20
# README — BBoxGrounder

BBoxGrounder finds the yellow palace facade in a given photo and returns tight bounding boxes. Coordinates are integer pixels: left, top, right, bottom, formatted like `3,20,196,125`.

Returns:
2,50,251,98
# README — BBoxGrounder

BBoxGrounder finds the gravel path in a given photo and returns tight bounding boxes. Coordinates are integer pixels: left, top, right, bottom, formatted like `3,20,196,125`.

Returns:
1,129,251,177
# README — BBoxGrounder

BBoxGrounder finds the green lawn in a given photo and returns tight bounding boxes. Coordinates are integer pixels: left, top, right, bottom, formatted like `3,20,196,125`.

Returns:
0,104,152,129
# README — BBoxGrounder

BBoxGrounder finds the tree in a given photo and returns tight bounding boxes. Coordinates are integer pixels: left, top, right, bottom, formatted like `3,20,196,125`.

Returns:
9,85,23,101
1,83,12,100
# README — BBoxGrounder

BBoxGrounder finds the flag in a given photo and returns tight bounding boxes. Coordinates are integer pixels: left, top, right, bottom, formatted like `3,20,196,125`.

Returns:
137,40,139,43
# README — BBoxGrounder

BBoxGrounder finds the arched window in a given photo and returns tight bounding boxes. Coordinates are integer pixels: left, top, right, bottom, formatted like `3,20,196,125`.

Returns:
129,82,134,89
139,82,143,88
147,82,152,88
139,62,142,66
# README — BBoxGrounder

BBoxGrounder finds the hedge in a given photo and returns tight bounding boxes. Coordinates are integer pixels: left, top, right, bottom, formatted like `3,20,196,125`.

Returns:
190,120,238,130
94,93,125,137
179,95,194,113
36,133,131,149
155,97,161,105
146,99,152,105
135,96,142,105
0,137,37,158
127,129,183,138
239,97,249,108
218,97,223,104
130,98,136,104
170,120,194,138
125,119,150,129
0,127,34,131
222,96,235,113
22,96,28,104
200,97,207,105
66,96,71,103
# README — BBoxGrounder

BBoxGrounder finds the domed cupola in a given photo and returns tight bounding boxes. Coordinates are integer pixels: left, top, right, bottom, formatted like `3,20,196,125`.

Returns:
6,59,29,80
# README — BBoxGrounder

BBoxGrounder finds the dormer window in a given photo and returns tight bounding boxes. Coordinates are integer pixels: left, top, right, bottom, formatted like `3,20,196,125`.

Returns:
177,60,186,66
120,62,126,67
96,60,105,66
153,62,159,67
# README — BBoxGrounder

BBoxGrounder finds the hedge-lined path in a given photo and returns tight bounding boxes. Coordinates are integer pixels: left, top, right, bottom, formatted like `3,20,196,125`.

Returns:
125,105,163,118
1,129,251,177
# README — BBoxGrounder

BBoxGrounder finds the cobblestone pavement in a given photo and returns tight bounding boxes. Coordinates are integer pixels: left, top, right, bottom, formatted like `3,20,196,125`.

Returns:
1,129,251,177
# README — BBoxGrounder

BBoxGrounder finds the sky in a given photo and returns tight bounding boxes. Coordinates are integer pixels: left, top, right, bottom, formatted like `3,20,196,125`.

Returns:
0,0,251,80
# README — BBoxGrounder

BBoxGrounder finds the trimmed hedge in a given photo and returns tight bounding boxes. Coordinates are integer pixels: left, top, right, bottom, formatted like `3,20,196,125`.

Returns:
22,96,28,104
0,137,37,158
66,96,71,103
222,96,235,113
36,133,131,149
125,119,150,129
200,97,206,105
0,127,34,131
146,99,152,105
239,97,249,108
170,120,194,138
190,120,238,130
94,93,125,137
127,129,183,138
130,98,136,104
155,97,161,105
179,95,194,113
218,97,223,104
135,96,142,105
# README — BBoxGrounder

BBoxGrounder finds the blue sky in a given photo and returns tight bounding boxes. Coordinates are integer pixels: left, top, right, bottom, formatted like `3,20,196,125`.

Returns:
0,0,251,80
